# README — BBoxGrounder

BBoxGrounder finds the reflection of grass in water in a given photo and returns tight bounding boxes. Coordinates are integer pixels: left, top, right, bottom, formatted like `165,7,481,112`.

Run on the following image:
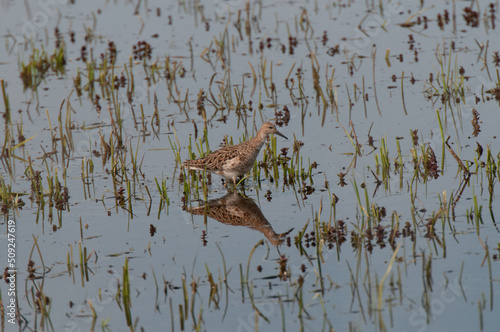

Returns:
19,43,66,94
155,177,170,214
24,164,70,226
0,175,26,215
4,1,500,330
121,258,133,328
27,236,53,330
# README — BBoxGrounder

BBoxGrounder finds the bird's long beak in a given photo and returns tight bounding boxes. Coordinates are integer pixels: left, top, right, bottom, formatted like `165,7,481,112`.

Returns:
274,130,288,140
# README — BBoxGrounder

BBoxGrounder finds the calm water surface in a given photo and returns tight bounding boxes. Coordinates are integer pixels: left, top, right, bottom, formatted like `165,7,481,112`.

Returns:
0,1,499,331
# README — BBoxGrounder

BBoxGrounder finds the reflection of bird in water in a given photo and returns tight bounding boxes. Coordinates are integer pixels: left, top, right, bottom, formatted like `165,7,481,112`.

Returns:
186,191,293,246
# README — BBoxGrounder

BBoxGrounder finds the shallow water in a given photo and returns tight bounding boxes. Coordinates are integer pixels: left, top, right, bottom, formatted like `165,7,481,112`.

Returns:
0,0,499,331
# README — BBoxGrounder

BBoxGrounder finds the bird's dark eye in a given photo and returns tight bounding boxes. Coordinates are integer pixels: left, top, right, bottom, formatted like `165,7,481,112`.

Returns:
268,126,273,129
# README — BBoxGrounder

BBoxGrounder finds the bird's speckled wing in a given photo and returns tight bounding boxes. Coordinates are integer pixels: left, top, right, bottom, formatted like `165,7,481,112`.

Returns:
183,144,243,171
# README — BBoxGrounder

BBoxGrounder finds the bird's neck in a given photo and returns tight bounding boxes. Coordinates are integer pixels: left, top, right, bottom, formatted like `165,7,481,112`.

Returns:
249,131,268,148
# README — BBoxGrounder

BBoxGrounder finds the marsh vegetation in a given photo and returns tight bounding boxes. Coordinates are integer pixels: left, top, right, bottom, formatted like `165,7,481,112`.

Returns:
0,0,499,331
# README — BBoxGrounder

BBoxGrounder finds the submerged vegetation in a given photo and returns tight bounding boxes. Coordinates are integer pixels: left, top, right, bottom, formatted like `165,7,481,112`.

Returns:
0,0,499,331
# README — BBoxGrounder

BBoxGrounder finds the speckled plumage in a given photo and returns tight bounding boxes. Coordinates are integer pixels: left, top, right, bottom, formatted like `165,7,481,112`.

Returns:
183,122,287,185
